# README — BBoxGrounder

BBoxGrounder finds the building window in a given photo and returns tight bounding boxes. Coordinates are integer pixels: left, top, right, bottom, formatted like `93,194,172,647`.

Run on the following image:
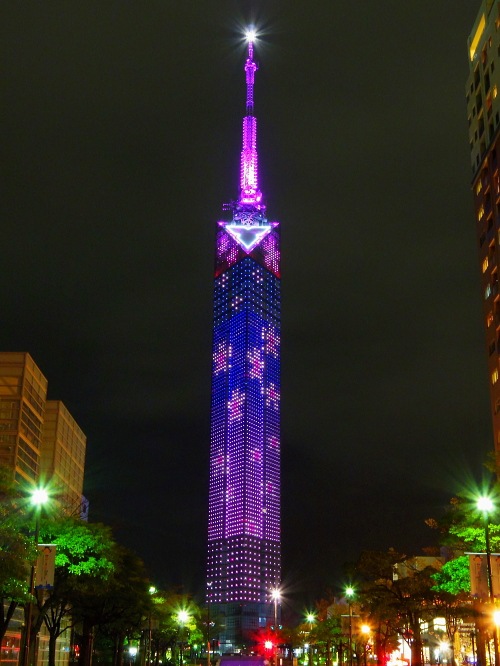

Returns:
486,283,492,299
494,85,499,99
490,341,496,355
479,205,485,220
492,368,499,384
477,180,483,195
484,257,490,272
488,311,494,327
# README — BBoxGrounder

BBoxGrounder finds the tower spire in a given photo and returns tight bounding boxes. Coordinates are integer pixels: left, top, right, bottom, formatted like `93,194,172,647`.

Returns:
240,34,262,206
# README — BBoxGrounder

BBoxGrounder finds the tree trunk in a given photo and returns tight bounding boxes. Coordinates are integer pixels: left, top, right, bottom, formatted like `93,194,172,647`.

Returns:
0,599,18,659
476,626,487,666
79,619,94,666
113,633,125,666
28,623,38,666
48,631,58,666
411,637,423,666
325,640,331,666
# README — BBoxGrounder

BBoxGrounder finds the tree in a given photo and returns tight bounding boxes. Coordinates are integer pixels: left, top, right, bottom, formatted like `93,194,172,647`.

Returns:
355,549,440,666
147,591,202,666
34,517,117,666
0,466,37,654
90,547,152,666
426,491,500,666
311,598,344,666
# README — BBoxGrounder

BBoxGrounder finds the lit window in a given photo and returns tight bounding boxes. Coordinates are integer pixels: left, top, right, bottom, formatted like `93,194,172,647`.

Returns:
494,85,498,99
484,257,490,272
470,15,486,61
492,368,499,384
479,205,485,220
488,311,494,326
477,180,483,195
486,284,492,299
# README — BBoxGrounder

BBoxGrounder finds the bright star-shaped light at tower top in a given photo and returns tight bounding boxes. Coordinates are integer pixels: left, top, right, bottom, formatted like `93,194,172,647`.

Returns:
245,29,257,42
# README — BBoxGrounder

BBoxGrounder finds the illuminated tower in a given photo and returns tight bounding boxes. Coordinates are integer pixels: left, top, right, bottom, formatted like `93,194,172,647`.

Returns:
206,32,281,650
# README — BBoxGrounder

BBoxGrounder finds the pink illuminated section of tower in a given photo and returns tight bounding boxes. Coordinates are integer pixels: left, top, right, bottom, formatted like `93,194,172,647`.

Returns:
240,39,262,205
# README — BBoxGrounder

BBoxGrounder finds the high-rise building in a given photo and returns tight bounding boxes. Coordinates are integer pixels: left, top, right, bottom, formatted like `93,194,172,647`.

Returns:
41,400,87,517
206,34,281,650
466,2,500,470
0,352,87,515
0,352,48,485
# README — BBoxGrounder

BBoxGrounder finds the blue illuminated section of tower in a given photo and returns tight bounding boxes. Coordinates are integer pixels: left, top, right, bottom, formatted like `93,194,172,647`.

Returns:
206,34,281,649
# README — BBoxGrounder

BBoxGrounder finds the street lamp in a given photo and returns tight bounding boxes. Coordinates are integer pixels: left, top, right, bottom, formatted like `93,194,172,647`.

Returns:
21,486,50,666
345,587,355,666
361,625,370,666
147,586,157,665
271,589,281,666
477,496,500,666
271,588,281,629
306,613,315,666
207,581,213,666
177,610,190,666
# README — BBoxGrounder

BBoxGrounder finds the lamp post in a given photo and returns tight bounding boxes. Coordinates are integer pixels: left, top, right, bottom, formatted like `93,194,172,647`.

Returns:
21,487,49,666
477,496,500,666
361,625,370,666
345,587,355,666
147,586,157,665
207,582,212,666
177,610,190,666
306,613,315,666
271,589,281,666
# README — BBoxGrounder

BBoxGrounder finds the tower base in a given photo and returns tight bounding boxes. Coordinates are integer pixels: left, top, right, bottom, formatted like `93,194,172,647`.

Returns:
210,602,276,654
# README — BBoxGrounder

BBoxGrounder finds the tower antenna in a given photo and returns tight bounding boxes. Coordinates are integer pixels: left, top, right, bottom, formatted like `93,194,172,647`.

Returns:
240,31,262,206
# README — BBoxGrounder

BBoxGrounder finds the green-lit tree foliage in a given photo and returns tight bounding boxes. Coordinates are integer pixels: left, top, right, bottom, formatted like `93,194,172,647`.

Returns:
0,466,37,651
432,556,470,595
33,517,117,666
147,591,202,666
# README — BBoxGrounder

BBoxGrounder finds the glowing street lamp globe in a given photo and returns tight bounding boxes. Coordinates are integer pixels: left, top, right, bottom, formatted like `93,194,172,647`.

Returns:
478,496,495,513
31,488,49,506
177,610,189,624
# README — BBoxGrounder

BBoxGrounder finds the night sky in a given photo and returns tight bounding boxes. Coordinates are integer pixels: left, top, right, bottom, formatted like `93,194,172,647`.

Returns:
1,1,493,611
